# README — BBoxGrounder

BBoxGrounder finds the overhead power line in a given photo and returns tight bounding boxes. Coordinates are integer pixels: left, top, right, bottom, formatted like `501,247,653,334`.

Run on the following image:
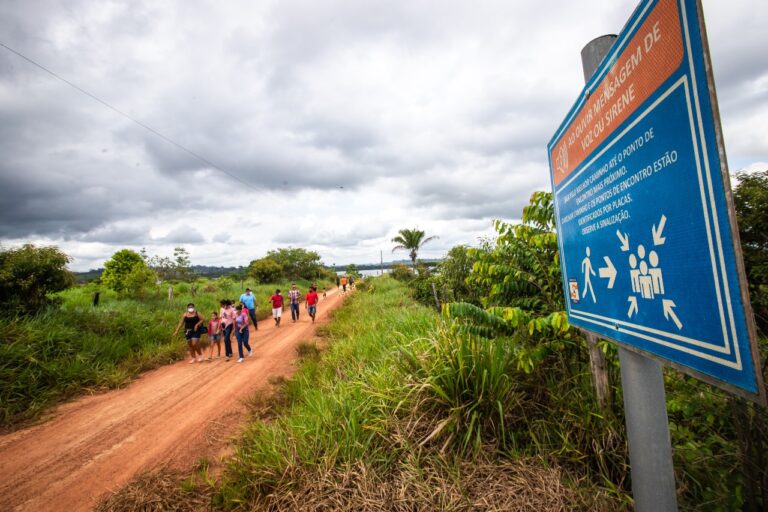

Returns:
0,41,259,192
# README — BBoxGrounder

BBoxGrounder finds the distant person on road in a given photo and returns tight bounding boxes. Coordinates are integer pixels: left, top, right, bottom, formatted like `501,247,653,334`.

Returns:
219,299,236,361
306,286,319,323
340,275,348,293
173,303,205,363
336,275,340,289
234,303,253,363
288,283,301,323
207,311,222,360
239,287,259,330
349,275,355,289
311,281,325,298
270,289,284,327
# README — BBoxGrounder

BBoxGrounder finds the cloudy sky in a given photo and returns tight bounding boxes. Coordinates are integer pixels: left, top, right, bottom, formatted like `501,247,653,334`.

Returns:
1,0,766,271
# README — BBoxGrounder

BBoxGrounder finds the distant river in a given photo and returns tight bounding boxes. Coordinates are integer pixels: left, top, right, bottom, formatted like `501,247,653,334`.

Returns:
336,269,390,277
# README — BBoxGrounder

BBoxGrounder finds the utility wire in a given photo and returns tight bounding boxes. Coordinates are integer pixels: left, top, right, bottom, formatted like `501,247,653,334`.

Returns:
0,41,259,192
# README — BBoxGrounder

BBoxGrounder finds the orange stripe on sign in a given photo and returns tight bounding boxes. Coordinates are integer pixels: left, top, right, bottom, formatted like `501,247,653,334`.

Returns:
551,0,683,186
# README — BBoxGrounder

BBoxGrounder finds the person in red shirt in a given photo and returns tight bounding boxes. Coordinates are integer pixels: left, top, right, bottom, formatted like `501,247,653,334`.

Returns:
270,289,284,327
306,286,319,323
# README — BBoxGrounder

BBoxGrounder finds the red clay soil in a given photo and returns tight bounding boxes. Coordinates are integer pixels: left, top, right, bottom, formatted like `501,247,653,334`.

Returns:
0,288,348,512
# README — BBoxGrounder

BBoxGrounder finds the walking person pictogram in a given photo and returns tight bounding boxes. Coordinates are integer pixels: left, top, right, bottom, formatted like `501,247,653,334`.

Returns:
581,247,597,303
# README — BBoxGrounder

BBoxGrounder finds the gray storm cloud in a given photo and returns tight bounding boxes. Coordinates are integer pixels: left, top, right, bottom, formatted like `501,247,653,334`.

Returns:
1,0,766,269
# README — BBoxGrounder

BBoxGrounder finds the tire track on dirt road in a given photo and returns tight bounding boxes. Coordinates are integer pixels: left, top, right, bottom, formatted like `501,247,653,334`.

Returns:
0,288,349,511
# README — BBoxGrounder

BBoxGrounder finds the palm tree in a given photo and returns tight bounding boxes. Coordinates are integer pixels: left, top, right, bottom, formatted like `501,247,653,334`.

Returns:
391,228,438,270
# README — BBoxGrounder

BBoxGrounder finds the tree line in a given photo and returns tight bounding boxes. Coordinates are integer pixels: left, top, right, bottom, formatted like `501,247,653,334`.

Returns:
0,244,335,310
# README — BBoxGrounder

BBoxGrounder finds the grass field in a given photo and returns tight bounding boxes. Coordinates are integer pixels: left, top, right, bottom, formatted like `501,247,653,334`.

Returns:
0,277,331,429
35,274,765,510
197,276,621,510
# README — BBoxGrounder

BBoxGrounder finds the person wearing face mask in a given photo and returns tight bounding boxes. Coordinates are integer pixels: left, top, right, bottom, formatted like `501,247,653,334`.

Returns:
174,303,206,363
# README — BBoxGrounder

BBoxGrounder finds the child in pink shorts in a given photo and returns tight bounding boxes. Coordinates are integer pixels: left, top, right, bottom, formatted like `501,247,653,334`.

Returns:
207,311,222,360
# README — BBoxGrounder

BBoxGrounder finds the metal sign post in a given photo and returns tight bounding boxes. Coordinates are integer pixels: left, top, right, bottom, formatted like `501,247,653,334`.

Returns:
582,34,677,512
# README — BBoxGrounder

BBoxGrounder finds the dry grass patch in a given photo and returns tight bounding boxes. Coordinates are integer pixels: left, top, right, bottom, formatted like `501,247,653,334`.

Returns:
94,470,214,512
296,341,321,360
255,455,622,512
241,377,292,422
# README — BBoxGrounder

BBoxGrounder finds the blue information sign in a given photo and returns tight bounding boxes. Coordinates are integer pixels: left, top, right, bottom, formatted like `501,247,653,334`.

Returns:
548,0,764,399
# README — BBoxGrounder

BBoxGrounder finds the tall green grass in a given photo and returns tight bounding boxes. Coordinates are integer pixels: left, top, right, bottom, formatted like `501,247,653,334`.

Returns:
216,276,435,505
0,277,331,428
0,306,179,426
397,325,523,454
214,277,621,510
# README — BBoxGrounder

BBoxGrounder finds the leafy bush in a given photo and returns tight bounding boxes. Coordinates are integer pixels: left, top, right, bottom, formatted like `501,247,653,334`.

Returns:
247,258,283,283
101,249,147,293
469,191,562,313
734,169,768,334
410,270,439,308
0,244,74,313
436,244,482,305
123,263,158,298
390,263,413,282
267,247,324,280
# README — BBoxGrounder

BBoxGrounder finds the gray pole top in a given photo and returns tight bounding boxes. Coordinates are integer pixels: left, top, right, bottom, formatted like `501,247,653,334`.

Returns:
580,34,617,82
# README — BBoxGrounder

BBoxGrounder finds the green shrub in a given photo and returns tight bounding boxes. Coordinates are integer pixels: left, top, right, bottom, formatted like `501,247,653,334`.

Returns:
436,244,481,305
733,170,768,335
390,263,413,282
399,324,522,454
101,249,147,293
411,272,438,308
0,244,74,313
247,258,283,284
122,264,158,298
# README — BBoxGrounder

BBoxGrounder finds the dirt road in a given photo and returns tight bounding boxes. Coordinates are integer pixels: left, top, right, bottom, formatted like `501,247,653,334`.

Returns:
0,288,347,511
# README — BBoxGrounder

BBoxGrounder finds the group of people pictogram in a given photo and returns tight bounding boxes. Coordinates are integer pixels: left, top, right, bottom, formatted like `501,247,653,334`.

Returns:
174,283,324,364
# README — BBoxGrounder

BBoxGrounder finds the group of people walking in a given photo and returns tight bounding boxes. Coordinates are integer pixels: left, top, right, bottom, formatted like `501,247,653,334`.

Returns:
174,283,323,364
335,274,355,293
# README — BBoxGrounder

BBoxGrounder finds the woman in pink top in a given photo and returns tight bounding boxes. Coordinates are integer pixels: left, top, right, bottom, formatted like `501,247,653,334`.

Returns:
234,303,253,363
219,299,237,361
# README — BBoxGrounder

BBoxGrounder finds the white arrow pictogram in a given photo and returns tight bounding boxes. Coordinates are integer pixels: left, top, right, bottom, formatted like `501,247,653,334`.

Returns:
598,256,617,288
627,296,638,318
616,230,630,252
663,299,682,329
652,215,667,246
